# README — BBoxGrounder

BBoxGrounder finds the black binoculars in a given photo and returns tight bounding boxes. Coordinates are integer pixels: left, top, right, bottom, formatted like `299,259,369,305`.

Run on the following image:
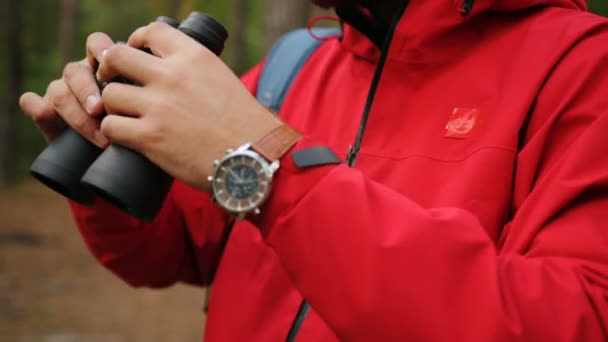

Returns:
30,12,228,222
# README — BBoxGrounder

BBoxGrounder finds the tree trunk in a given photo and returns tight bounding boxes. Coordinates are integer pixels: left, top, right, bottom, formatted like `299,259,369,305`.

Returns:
231,0,251,74
59,0,79,67
167,0,182,19
0,0,24,187
263,0,312,51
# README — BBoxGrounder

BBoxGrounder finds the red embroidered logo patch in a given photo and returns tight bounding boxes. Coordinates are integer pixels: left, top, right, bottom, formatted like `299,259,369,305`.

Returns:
445,108,484,138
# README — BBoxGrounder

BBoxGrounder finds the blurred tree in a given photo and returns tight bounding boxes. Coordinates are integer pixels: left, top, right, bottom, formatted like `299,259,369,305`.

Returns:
262,0,312,51
168,0,183,18
0,0,24,187
589,0,608,16
59,0,79,66
231,0,252,73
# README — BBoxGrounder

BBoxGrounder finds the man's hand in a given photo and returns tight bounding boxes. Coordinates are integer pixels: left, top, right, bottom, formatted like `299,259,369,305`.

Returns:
19,33,113,147
97,22,282,192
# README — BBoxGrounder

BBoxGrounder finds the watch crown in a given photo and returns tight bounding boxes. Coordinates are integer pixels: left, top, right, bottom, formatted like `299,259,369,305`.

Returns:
207,176,214,183
253,208,261,215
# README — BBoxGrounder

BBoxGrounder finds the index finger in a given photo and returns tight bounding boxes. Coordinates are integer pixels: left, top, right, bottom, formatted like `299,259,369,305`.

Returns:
86,32,115,69
127,22,195,58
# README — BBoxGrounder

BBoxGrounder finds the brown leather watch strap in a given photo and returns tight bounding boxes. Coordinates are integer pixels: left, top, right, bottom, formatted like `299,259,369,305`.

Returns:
251,124,303,162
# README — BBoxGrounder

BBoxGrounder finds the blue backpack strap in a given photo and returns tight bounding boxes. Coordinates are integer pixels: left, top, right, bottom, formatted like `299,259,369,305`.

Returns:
255,27,338,342
257,28,340,113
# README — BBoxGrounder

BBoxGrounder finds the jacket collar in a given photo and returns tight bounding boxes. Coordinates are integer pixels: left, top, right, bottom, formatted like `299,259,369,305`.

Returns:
336,0,586,64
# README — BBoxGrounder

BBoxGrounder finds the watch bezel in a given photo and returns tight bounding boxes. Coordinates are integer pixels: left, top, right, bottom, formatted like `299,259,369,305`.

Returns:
211,146,277,217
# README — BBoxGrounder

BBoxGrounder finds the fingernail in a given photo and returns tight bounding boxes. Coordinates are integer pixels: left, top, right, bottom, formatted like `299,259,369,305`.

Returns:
94,130,109,147
85,95,100,114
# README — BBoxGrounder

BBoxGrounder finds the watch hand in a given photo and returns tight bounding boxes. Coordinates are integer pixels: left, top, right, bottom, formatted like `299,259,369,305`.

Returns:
229,169,243,182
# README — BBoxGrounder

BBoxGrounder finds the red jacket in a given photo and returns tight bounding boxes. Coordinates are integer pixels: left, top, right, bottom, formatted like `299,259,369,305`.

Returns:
71,0,608,340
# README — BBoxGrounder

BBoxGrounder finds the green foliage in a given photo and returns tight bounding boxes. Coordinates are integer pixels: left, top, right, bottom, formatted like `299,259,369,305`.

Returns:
589,0,608,16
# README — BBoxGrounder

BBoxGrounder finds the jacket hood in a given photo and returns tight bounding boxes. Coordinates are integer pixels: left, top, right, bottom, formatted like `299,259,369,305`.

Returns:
338,0,588,62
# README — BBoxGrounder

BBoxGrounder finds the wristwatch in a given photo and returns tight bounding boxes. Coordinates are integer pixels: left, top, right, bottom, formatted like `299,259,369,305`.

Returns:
209,124,302,219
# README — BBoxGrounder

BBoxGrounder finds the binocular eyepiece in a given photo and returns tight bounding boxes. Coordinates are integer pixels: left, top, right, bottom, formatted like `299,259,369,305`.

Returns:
30,12,228,222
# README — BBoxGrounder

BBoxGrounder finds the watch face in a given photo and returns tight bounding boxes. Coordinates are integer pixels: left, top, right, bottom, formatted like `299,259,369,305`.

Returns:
212,152,272,214
225,164,259,199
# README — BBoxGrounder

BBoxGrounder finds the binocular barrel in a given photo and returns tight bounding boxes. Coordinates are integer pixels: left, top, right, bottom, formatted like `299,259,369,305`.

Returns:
30,12,228,222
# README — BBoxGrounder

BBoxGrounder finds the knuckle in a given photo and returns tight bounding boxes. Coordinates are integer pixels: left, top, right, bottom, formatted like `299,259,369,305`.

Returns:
140,120,163,143
62,62,79,80
153,96,176,116
163,69,183,88
45,80,59,96
63,62,100,104
148,21,167,34
130,26,147,39
102,46,118,66
63,61,91,84
87,32,105,44
192,45,214,61
87,32,110,49
162,63,190,89
102,45,125,69
46,80,69,108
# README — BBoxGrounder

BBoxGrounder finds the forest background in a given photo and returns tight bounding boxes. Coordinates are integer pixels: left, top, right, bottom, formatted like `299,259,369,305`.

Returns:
2,0,608,187
0,0,332,185
0,0,607,341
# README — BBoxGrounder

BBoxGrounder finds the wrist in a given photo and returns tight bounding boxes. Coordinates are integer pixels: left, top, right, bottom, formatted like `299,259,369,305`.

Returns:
224,104,303,163
251,124,303,162
216,106,285,161
208,110,302,219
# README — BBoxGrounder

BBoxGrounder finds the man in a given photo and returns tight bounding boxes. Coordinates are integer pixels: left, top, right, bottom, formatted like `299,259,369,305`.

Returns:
19,0,608,340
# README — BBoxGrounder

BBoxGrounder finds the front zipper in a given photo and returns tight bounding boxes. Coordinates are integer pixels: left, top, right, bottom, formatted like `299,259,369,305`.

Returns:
285,3,410,341
346,2,409,167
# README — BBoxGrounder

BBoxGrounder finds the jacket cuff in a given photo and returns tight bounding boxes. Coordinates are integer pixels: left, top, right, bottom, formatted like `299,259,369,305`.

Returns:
248,136,341,237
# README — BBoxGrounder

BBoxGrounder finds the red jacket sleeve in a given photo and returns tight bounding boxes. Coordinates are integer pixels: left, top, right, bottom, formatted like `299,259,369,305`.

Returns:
251,32,608,340
71,63,265,288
